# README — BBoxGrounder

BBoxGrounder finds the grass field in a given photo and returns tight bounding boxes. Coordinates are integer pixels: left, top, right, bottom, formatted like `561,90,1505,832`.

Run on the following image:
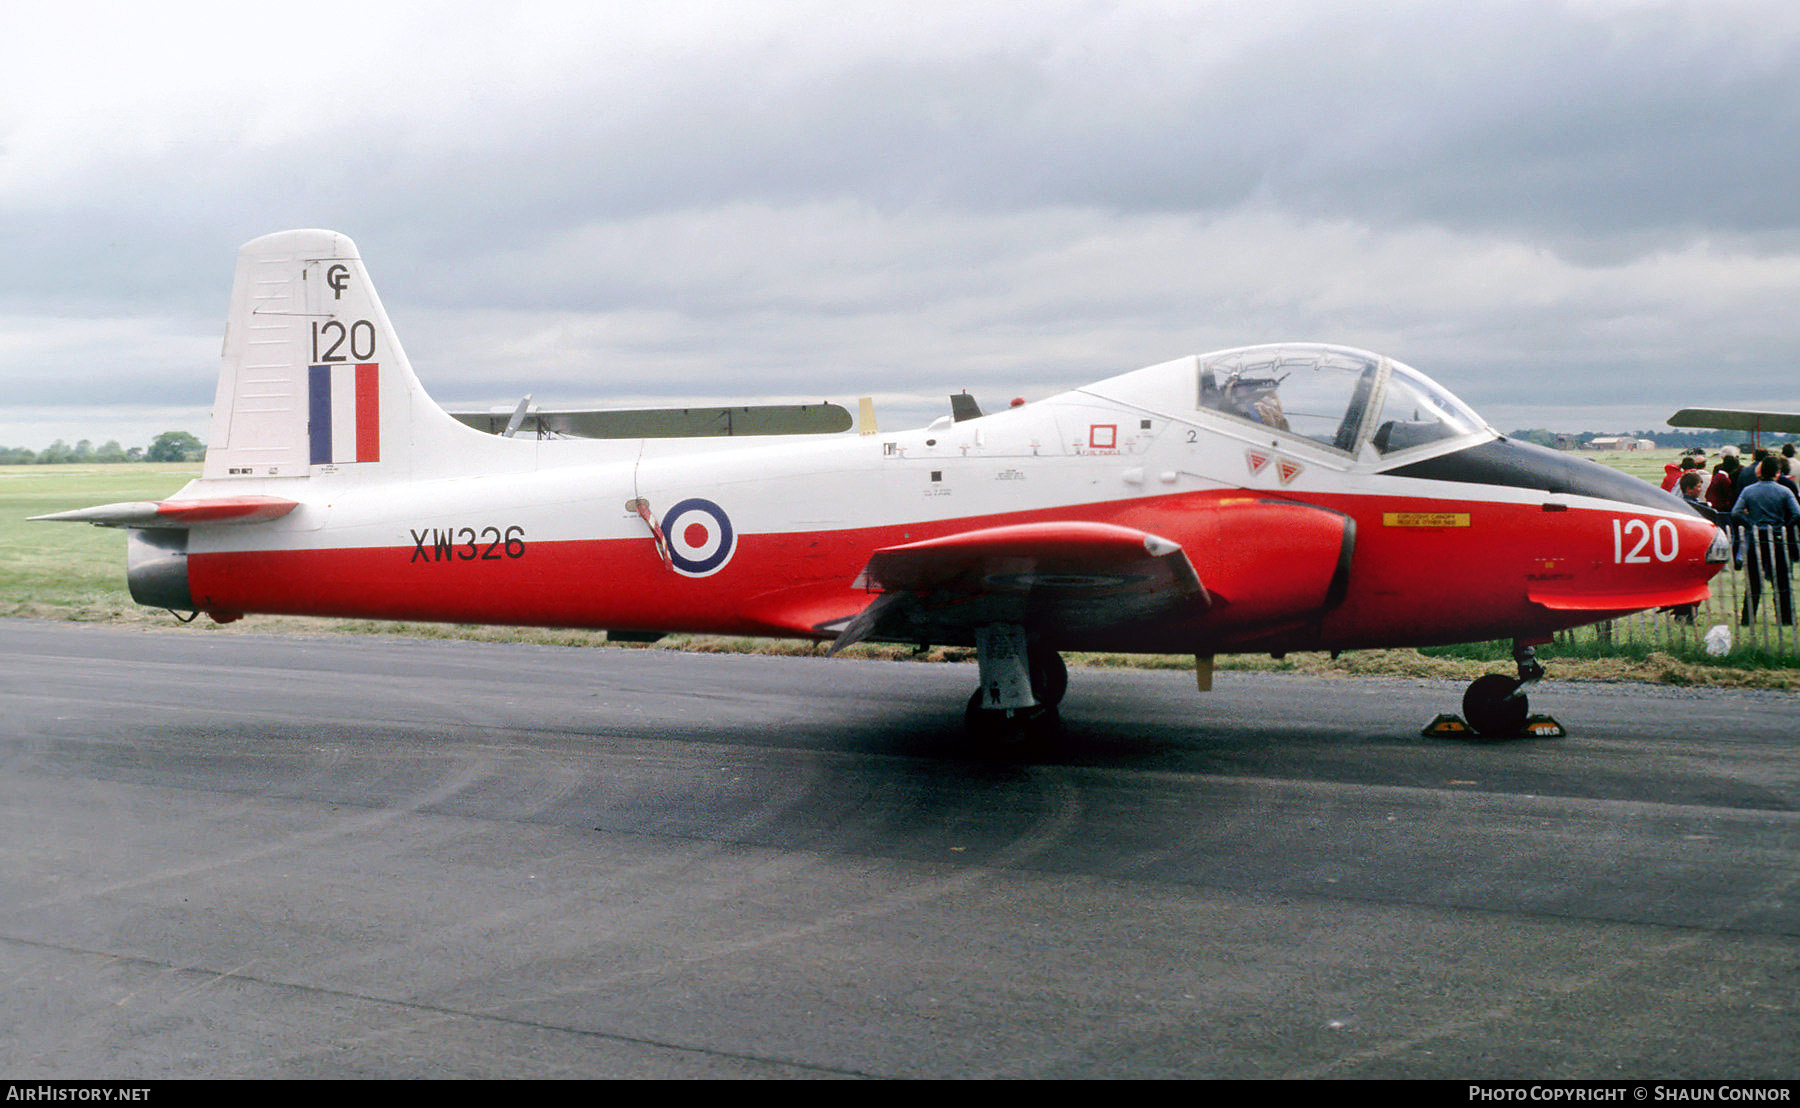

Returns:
0,464,198,620
4,457,1795,689
1580,448,1701,484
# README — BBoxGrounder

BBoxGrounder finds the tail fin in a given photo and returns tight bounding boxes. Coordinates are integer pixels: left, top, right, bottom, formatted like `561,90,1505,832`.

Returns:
203,229,472,481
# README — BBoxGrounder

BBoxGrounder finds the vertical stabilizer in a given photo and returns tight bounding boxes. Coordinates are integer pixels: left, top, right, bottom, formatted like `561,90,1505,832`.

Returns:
203,229,469,481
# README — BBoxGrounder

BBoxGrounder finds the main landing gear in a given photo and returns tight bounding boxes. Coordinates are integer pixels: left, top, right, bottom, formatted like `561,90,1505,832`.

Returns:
963,624,1066,746
1435,640,1565,740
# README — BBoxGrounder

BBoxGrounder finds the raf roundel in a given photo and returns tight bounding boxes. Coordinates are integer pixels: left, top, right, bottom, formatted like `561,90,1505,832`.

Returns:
660,498,737,577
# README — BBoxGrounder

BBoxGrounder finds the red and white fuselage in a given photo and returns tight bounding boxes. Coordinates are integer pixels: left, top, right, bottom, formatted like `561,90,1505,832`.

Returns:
42,230,1724,676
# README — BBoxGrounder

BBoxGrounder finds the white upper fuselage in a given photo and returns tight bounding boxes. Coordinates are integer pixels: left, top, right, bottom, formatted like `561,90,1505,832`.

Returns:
174,346,1687,562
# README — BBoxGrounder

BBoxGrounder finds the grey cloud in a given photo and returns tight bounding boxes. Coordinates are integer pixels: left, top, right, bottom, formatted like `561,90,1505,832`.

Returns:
17,1,1795,290
6,1,1800,448
358,2,1800,253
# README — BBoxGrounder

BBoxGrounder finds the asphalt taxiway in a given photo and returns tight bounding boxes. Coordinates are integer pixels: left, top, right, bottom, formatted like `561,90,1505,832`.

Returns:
1,619,1795,1078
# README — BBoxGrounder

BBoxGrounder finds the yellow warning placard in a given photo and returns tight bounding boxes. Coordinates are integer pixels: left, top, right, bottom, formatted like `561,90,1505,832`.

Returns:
1383,512,1471,528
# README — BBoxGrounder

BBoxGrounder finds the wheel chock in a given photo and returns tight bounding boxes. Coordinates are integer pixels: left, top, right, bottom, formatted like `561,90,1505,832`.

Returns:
1422,713,1473,737
1424,712,1564,740
1521,714,1566,738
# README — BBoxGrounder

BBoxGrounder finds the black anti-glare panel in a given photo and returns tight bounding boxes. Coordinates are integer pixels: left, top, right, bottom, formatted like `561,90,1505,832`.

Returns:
1381,438,1690,513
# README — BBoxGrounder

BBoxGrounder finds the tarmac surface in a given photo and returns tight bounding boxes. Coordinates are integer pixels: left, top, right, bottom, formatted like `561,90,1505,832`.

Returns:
1,618,1796,1079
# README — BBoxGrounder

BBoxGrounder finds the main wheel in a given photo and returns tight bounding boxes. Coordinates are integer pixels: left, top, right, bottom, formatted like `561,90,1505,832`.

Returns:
1029,646,1068,709
1462,674,1528,738
964,689,1058,750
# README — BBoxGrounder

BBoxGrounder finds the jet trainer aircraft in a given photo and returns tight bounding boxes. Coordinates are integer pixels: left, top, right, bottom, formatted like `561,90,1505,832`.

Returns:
36,230,1727,739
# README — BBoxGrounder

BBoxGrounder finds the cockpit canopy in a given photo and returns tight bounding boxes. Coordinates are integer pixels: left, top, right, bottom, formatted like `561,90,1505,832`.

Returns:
1196,345,1488,458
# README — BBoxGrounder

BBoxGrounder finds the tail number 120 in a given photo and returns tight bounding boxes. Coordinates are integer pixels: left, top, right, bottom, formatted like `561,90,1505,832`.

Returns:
1613,517,1679,564
312,320,376,363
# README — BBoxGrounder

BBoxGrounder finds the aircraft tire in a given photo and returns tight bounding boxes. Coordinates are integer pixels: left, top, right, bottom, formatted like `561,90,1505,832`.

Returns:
1463,674,1529,738
1029,647,1068,709
964,690,1059,751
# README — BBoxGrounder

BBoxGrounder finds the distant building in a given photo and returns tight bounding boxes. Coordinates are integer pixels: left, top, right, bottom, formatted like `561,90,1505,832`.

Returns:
1584,436,1652,451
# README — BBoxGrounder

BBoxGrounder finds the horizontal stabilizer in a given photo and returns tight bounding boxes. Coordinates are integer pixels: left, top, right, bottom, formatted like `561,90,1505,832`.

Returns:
30,496,299,528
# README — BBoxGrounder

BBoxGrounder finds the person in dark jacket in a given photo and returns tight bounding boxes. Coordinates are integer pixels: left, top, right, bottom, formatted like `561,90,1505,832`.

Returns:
1680,471,1724,524
1731,448,1767,508
1730,456,1800,625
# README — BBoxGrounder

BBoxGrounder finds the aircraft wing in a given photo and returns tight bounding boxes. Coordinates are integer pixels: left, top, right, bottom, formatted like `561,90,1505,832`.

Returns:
829,521,1208,651
1667,408,1800,435
450,402,853,439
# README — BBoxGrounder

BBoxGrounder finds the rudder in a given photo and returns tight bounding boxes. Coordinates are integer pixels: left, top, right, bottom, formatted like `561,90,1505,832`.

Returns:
203,229,469,481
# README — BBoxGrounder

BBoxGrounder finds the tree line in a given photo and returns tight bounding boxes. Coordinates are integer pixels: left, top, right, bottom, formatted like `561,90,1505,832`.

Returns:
1507,428,1799,450
0,431,205,465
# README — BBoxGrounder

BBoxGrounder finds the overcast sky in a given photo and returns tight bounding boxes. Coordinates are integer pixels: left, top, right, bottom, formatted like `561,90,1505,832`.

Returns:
3,0,1797,450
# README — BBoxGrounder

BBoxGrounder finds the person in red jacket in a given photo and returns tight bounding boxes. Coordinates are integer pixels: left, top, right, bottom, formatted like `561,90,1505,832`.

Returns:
1663,454,1701,492
1707,447,1742,512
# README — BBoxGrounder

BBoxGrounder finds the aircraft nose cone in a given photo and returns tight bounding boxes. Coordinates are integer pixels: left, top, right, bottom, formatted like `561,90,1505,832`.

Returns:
1689,513,1732,576
1381,437,1725,608
1558,453,1726,584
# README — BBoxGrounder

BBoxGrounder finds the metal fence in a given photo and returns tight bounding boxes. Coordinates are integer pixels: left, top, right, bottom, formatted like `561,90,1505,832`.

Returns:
1552,524,1798,659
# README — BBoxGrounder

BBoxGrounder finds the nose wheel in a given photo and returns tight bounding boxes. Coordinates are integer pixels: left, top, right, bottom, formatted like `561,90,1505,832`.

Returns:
1436,641,1562,740
1462,673,1530,738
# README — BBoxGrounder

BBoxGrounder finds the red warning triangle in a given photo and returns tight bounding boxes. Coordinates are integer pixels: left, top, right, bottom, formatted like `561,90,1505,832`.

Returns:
1277,458,1304,485
1245,449,1270,476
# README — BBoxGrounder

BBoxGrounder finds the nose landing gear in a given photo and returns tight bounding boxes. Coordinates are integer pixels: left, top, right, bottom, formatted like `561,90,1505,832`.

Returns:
1430,640,1566,740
